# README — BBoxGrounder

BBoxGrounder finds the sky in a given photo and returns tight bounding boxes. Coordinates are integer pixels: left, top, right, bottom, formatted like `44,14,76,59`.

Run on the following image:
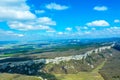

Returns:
0,0,120,41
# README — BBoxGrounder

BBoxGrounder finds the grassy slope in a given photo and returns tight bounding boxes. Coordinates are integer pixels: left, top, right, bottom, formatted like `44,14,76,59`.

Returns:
99,49,120,80
54,61,106,80
0,73,42,80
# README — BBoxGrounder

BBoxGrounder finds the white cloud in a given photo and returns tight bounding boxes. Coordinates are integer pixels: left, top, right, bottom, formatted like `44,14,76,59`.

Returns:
8,17,56,31
46,28,56,33
65,27,72,31
47,26,120,38
86,20,110,26
87,27,120,37
101,26,120,35
61,26,120,38
92,28,96,30
57,32,64,35
114,19,120,23
0,29,24,37
94,6,108,11
107,26,120,31
84,31,91,34
0,0,57,31
37,17,56,26
0,0,36,21
35,10,45,14
46,3,69,10
17,34,24,37
75,26,81,31
83,26,88,29
75,26,89,31
74,26,120,38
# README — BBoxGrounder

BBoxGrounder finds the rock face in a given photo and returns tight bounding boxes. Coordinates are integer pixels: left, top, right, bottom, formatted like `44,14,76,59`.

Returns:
46,45,114,64
0,44,114,74
0,59,46,75
43,44,115,74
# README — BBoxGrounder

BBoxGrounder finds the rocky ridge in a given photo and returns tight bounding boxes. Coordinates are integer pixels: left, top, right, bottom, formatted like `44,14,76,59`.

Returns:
0,44,115,75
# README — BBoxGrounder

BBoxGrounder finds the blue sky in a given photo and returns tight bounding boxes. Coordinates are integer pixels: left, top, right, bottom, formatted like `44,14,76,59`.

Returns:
0,0,120,41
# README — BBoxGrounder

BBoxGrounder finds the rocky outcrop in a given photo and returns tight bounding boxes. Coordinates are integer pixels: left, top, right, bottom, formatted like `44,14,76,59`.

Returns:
46,44,114,64
0,44,114,74
0,59,46,75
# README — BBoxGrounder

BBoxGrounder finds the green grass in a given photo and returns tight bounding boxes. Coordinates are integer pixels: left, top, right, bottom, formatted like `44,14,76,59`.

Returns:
0,54,14,58
54,61,106,80
0,73,42,80
55,72,104,80
99,49,120,80
92,60,106,72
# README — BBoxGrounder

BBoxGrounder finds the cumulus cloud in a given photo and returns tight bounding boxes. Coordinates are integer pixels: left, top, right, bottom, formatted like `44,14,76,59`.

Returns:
46,28,56,33
83,26,88,29
35,10,45,14
0,0,56,31
74,26,120,38
94,6,108,11
8,17,56,31
106,26,120,32
88,27,120,38
75,26,88,30
37,17,56,26
57,32,64,35
97,27,120,37
46,3,69,10
75,26,81,31
0,29,24,37
84,31,91,34
92,28,96,30
114,19,120,23
0,0,36,21
86,20,110,26
6,31,24,37
65,27,72,31
48,26,120,38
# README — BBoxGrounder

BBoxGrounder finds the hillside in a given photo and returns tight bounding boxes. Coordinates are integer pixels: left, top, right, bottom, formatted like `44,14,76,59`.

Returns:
99,46,120,80
0,41,120,80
